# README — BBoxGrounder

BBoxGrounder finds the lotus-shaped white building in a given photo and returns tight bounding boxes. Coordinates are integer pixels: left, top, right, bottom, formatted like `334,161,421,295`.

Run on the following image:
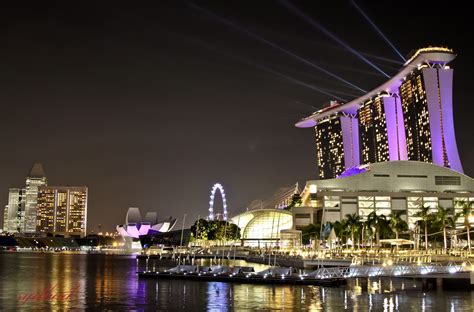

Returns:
116,207,177,239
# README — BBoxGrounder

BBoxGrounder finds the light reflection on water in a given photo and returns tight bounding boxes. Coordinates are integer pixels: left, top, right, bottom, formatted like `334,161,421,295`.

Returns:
0,252,473,311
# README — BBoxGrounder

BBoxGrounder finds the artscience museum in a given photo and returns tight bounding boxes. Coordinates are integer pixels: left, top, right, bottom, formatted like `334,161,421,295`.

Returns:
116,207,177,239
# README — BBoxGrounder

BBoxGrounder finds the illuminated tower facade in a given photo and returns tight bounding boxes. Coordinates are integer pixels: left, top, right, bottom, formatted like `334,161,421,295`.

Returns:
358,95,407,165
24,163,47,233
296,47,463,177
3,188,26,232
400,71,433,163
36,186,88,237
315,111,359,179
359,97,389,164
36,188,55,233
399,64,463,172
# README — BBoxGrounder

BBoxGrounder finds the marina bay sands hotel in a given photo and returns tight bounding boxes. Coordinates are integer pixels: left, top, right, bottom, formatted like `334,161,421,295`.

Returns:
222,47,473,245
291,47,474,228
296,47,462,179
224,48,472,245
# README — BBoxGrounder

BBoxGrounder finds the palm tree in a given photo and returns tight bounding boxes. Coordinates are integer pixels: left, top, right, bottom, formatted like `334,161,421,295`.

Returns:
363,217,374,248
354,220,363,249
286,193,302,210
332,219,348,247
414,205,432,251
301,222,321,245
389,211,408,240
367,211,387,247
446,213,460,249
345,213,361,249
460,201,473,251
435,207,454,251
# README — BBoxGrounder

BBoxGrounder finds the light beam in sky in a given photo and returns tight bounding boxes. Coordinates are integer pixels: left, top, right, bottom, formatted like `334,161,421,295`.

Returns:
279,0,391,78
188,2,367,93
350,0,406,62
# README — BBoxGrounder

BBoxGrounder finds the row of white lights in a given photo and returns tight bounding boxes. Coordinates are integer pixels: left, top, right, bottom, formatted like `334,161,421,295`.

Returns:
208,183,228,221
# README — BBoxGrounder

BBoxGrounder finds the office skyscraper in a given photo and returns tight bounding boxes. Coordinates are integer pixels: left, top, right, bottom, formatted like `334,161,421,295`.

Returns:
3,164,88,236
3,188,26,232
36,186,88,237
2,163,46,233
24,163,47,233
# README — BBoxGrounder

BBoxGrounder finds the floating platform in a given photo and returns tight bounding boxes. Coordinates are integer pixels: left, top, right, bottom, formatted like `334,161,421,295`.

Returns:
137,266,346,286
136,254,247,260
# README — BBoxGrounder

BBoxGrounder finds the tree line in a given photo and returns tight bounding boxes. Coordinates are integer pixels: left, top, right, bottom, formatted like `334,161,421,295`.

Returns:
190,219,240,241
302,201,473,251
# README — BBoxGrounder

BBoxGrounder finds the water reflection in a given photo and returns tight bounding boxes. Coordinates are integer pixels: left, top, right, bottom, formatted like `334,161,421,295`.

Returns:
0,253,474,310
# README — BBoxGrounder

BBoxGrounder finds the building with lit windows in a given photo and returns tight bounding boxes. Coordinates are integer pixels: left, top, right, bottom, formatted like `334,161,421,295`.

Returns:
289,47,472,232
36,186,88,237
297,161,473,230
3,188,26,233
2,163,47,233
2,164,89,236
312,101,359,179
296,47,462,178
358,97,390,164
24,164,48,233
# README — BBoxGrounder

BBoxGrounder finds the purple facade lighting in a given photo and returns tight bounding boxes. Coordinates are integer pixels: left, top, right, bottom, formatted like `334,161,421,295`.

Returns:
296,48,455,128
138,224,151,236
421,67,463,173
382,96,399,161
116,207,177,238
296,47,464,177
126,225,140,239
423,68,446,167
337,165,369,178
383,96,407,161
341,116,360,168
438,69,463,173
394,95,408,160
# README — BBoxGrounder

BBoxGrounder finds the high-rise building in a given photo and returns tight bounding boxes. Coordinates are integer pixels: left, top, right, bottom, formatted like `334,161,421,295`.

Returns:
296,47,463,178
36,188,55,233
398,64,462,172
358,97,390,164
288,47,471,233
2,205,7,231
3,188,26,232
314,102,359,179
2,164,87,236
24,163,47,233
357,94,408,165
2,163,46,233
315,114,345,179
36,186,88,237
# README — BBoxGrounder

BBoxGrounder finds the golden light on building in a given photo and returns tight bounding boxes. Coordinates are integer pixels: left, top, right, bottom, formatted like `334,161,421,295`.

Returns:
358,97,389,164
36,186,88,237
315,115,345,179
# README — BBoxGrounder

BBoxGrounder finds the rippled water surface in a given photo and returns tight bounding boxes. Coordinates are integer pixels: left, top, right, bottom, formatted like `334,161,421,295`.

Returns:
0,252,473,311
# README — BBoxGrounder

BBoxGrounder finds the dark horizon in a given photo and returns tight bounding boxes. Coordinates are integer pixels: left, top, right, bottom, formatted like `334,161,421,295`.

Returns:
1,1,473,232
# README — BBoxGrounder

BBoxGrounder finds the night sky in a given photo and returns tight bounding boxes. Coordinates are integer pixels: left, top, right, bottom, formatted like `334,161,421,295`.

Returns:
1,1,473,232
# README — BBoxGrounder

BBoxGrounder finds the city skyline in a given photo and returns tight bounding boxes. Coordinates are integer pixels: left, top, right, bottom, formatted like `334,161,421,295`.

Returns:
3,163,88,236
1,1,473,231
